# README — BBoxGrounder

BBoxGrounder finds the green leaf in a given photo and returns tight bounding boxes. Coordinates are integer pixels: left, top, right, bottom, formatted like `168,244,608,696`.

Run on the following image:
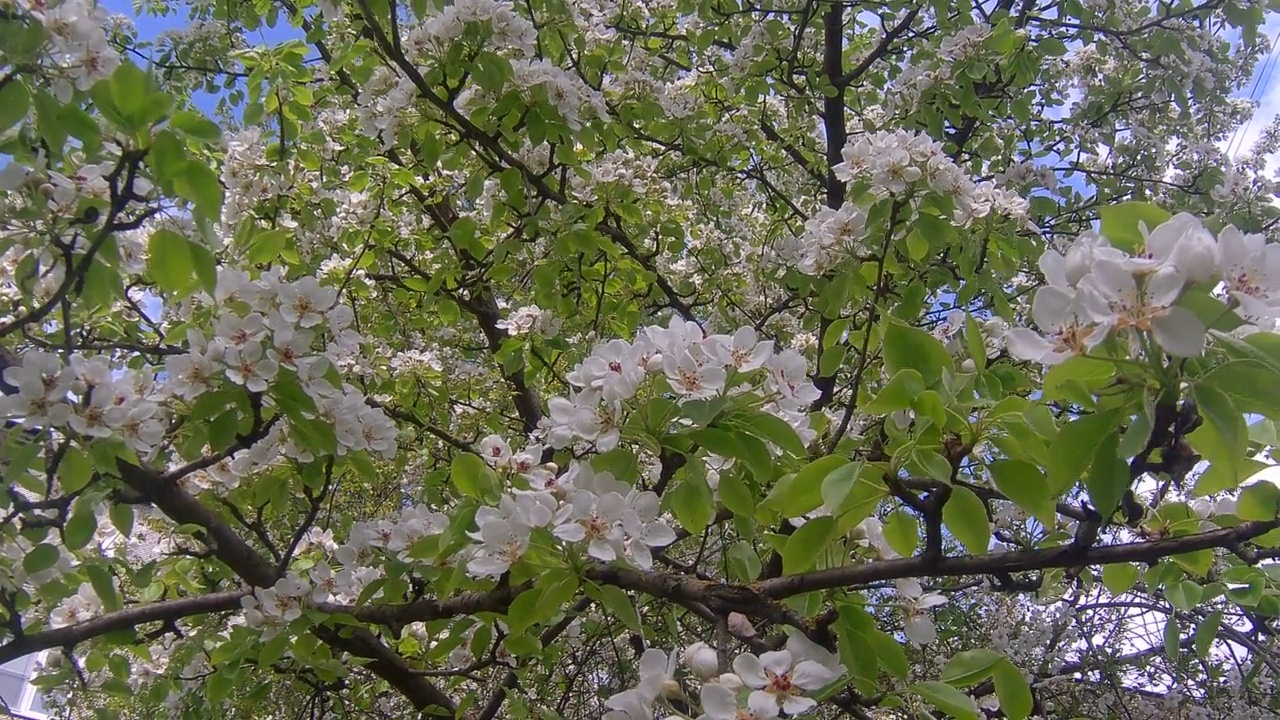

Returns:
882,510,919,557
942,486,990,554
583,583,642,633
0,79,31,132
23,543,59,574
504,587,547,637
32,90,67,151
109,503,133,538
170,110,222,143
450,453,497,500
717,470,756,517
58,447,95,494
964,313,988,372
693,428,772,485
1195,610,1223,658
781,516,838,574
248,229,288,265
726,541,762,582
869,626,909,678
763,456,847,518
864,369,926,414
883,321,954,385
989,459,1055,523
912,448,954,483
1085,432,1129,518
732,410,808,457
1191,383,1247,482
1048,410,1122,494
1194,456,1268,497
148,228,196,294
1225,569,1265,606
174,160,223,221
1042,355,1116,404
1098,201,1172,253
940,648,1005,686
65,500,98,550
910,681,981,720
110,61,151,124
1237,481,1280,521
1101,563,1139,594
1166,580,1203,611
993,659,1033,720
86,564,120,612
1164,616,1181,659
820,461,862,512
667,469,714,534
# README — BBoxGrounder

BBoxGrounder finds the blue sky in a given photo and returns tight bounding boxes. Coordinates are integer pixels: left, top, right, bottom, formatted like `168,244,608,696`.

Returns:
104,0,303,114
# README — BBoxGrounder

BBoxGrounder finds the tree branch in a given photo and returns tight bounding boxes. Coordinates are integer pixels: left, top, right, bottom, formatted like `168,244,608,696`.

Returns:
0,591,247,665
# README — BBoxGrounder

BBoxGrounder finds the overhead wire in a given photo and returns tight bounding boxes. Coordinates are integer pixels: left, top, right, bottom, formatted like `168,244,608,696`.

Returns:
1226,30,1280,159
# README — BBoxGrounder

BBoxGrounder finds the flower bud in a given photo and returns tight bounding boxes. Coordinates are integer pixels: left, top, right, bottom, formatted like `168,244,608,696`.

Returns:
717,672,743,690
728,612,756,637
682,641,719,680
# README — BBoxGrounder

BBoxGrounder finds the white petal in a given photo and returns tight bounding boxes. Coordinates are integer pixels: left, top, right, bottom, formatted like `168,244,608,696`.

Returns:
747,690,781,718
1151,308,1206,357
748,690,780,714
758,650,794,676
917,593,948,609
639,648,669,679
791,659,838,690
553,523,586,542
732,653,768,687
781,695,817,715
643,523,677,548
699,683,737,717
895,578,923,599
905,616,937,645
1003,328,1053,362
1145,267,1186,308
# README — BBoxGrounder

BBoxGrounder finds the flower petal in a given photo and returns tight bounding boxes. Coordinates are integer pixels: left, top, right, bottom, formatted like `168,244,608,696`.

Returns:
791,659,838,690
1151,307,1206,358
782,695,818,715
758,650,794,676
732,653,768,687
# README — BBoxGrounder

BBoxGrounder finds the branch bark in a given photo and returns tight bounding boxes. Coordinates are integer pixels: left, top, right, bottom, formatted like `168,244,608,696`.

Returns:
0,591,247,665
757,520,1280,599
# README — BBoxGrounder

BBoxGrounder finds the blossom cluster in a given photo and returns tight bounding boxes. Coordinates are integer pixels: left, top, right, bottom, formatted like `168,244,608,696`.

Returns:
786,130,1032,275
885,23,996,114
497,304,561,338
241,504,447,627
169,268,398,457
604,633,846,719
0,352,167,455
1004,213,1280,365
464,461,675,576
544,319,819,452
20,0,123,98
0,267,397,498
833,130,1031,222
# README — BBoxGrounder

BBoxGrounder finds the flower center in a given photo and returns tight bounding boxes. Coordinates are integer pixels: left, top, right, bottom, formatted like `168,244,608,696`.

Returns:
765,669,795,697
1052,322,1096,355
677,369,702,391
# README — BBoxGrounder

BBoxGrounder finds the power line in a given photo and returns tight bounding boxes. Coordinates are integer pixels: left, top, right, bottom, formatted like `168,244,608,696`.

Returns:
1227,31,1280,159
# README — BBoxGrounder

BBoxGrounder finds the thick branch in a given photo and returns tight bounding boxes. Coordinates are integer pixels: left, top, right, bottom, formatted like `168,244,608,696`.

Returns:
114,460,458,715
758,520,1280,599
0,591,247,665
